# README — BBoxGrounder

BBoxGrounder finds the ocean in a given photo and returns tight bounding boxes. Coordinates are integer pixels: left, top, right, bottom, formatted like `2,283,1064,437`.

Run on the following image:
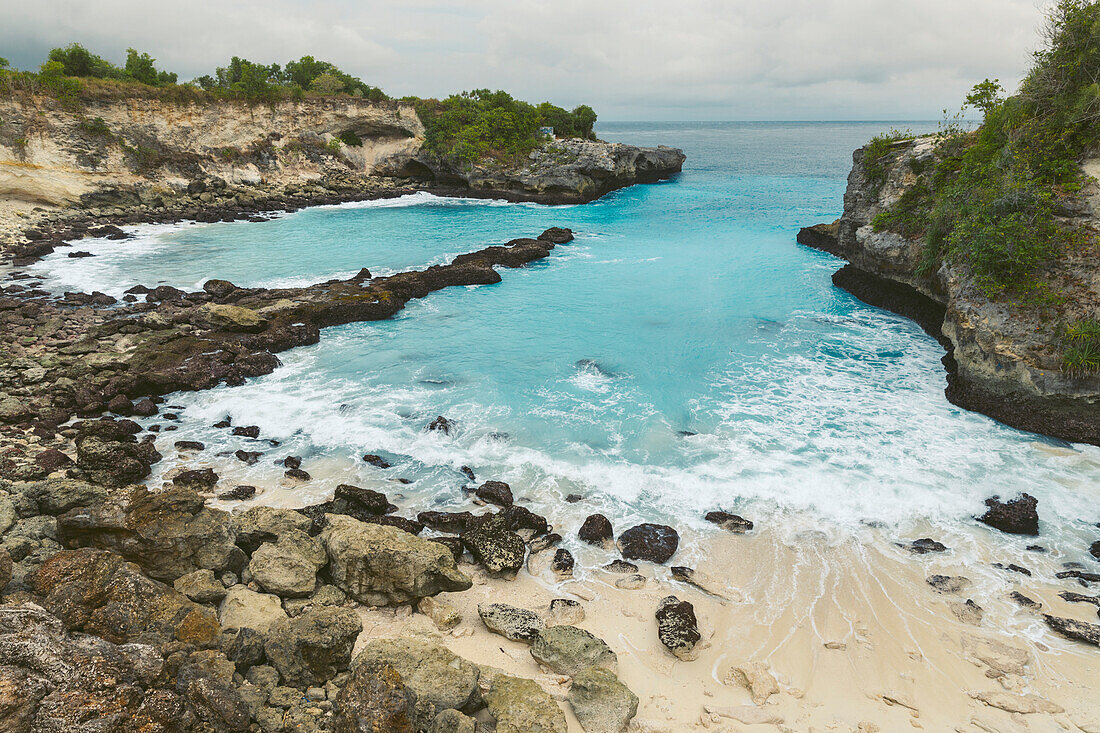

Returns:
30,121,1100,585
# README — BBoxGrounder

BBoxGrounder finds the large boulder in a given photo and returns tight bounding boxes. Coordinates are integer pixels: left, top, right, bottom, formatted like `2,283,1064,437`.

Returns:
578,514,614,549
530,626,617,676
218,585,287,634
478,602,544,643
264,606,363,687
461,515,525,577
475,481,513,508
977,494,1039,536
249,530,326,598
352,638,482,715
57,485,243,582
231,505,313,554
333,663,416,733
655,595,700,660
616,523,679,564
484,675,566,733
9,478,106,516
321,514,471,605
568,667,639,733
73,418,161,487
31,548,220,647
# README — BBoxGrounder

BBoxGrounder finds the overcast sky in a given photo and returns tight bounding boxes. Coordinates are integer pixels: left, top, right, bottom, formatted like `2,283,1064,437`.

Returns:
1,0,1053,120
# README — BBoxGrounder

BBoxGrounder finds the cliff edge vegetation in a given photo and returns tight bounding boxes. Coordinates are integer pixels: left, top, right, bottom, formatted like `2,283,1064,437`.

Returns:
801,0,1100,444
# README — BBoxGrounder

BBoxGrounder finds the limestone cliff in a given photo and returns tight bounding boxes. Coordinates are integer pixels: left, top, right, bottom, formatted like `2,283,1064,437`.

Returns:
0,93,684,228
800,138,1100,445
0,95,424,208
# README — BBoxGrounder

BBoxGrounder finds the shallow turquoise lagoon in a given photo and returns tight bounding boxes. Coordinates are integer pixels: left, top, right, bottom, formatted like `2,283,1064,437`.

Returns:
33,122,1100,567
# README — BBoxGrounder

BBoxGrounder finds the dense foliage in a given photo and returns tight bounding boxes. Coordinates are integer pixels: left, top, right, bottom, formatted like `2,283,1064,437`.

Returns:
414,89,597,165
193,55,386,101
0,45,384,103
1,47,598,165
872,0,1100,301
46,43,177,85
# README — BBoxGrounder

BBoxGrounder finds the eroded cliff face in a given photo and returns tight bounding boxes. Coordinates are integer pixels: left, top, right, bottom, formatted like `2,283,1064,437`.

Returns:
0,95,424,207
0,93,685,222
801,137,1100,445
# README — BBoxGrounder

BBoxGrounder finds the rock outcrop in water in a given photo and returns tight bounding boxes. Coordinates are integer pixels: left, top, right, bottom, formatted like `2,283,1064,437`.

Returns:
0,228,573,454
799,137,1100,445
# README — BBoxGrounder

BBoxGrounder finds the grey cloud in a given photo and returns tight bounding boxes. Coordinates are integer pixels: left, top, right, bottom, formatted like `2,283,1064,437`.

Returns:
0,0,1055,119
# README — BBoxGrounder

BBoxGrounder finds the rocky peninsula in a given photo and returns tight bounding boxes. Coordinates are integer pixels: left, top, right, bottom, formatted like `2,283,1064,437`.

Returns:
0,93,685,265
799,136,1100,446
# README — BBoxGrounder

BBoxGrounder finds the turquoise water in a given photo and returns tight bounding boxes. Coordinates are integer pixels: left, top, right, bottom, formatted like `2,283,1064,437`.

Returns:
33,122,1100,561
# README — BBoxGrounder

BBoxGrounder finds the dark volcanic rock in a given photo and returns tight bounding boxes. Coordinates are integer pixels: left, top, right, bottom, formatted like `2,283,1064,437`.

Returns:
34,448,74,473
174,468,219,489
362,454,391,469
232,425,260,438
426,415,453,435
416,510,479,535
56,485,242,582
218,485,257,501
334,484,398,515
74,418,162,487
283,455,302,469
578,513,614,549
603,559,638,574
1089,539,1100,560
617,523,679,564
234,450,261,465
332,663,416,733
133,397,159,416
285,468,311,481
704,511,753,533
551,548,574,578
1043,614,1100,646
462,516,526,577
899,538,949,555
460,465,476,481
977,494,1039,536
475,480,513,507
31,548,220,646
538,226,574,244
655,595,700,660
174,440,205,451
498,504,549,536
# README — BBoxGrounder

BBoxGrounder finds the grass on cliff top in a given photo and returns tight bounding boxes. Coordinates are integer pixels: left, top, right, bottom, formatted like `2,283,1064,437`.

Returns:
871,0,1100,304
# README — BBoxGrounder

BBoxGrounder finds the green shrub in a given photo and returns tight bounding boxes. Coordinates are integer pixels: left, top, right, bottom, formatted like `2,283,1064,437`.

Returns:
872,0,1100,296
77,116,111,137
1061,319,1100,373
336,130,363,146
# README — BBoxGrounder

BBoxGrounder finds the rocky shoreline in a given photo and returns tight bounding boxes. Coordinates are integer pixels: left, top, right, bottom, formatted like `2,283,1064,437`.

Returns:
0,216,1097,731
0,224,711,732
798,137,1100,446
